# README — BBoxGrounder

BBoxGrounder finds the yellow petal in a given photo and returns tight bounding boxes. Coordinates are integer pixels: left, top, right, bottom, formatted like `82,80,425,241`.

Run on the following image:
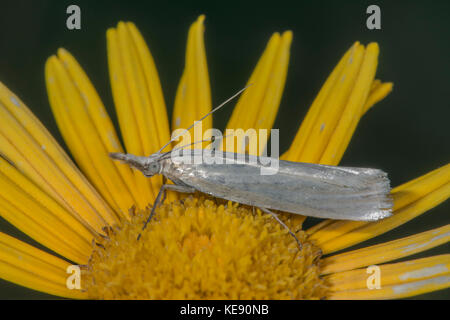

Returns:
328,275,450,299
45,80,118,211
319,43,379,164
46,55,136,219
292,43,366,164
283,42,391,164
0,232,87,299
56,49,143,216
321,224,450,274
0,83,113,226
363,81,393,114
308,220,366,246
0,85,111,233
326,254,450,292
224,31,292,155
282,42,361,162
107,22,172,205
107,28,152,206
0,157,93,263
306,219,335,235
173,15,212,137
311,164,450,254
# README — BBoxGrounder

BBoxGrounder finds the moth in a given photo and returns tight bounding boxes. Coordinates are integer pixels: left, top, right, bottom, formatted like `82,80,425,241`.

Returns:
110,87,393,246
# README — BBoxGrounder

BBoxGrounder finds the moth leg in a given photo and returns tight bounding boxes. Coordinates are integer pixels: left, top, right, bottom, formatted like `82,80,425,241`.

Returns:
258,207,302,250
138,184,195,240
161,176,168,204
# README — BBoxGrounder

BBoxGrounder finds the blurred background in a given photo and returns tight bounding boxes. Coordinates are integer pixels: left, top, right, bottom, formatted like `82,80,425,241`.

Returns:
0,0,448,299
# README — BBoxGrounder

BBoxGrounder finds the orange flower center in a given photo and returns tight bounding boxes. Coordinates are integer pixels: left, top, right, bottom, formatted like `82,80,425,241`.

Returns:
83,196,328,299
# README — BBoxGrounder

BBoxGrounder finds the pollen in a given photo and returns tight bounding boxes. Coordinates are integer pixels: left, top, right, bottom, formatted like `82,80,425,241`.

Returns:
83,196,329,299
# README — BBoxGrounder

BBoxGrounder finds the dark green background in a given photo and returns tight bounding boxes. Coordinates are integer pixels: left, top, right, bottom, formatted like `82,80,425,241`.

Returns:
0,0,448,299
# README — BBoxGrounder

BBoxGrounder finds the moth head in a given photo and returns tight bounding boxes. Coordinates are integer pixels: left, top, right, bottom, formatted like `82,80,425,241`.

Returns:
142,154,163,177
109,152,162,178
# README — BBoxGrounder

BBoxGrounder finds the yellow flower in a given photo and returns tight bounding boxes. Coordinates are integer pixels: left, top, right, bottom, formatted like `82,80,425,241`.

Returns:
0,15,448,299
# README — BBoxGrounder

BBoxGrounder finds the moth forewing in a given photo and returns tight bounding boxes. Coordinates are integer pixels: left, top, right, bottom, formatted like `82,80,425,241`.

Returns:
162,149,393,221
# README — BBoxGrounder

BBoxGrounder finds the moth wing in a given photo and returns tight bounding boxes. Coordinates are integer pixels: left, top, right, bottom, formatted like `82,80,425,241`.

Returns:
171,150,392,221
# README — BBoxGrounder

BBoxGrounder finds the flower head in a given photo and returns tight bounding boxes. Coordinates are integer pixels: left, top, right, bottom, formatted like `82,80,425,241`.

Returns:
85,197,326,299
0,16,448,299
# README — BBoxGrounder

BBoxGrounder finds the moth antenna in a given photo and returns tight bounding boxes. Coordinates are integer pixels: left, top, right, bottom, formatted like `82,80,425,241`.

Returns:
170,133,234,153
157,84,253,154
